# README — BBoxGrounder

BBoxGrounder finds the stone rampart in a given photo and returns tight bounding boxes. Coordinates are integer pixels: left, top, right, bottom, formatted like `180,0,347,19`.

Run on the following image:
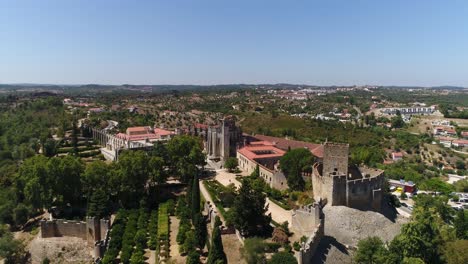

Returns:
40,217,109,248
40,219,87,240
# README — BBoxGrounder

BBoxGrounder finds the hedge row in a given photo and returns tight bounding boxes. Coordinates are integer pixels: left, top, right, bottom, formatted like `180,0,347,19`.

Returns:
120,209,139,263
147,210,158,250
157,202,170,259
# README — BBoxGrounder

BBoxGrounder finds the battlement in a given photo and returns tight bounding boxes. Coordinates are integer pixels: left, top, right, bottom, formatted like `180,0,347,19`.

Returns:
312,141,385,211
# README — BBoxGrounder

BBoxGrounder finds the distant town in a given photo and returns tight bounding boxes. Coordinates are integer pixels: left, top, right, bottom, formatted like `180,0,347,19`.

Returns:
0,84,467,264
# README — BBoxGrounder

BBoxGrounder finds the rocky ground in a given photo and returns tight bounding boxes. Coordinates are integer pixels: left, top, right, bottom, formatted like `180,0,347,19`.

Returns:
311,203,409,264
29,235,93,264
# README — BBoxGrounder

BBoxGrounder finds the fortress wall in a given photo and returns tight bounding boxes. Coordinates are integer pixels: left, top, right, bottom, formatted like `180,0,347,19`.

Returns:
294,219,325,264
331,174,347,205
99,219,110,243
40,219,87,240
346,173,384,210
311,164,327,203
291,204,320,234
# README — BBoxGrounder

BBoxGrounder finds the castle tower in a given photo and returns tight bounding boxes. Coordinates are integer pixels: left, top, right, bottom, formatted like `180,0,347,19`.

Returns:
322,143,349,177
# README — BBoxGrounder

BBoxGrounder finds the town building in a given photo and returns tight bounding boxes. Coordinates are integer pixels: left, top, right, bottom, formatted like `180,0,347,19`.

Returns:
381,106,435,115
116,126,174,144
237,135,324,191
452,139,468,148
392,152,404,161
433,126,457,136
312,143,385,211
388,179,417,193
461,131,468,139
237,141,288,190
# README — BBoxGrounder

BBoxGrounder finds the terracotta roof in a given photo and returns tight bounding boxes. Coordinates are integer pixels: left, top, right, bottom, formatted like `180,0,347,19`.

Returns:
237,145,285,161
194,123,209,129
453,139,468,145
251,135,324,158
127,126,151,133
438,137,454,142
392,152,404,158
116,132,159,141
154,128,174,136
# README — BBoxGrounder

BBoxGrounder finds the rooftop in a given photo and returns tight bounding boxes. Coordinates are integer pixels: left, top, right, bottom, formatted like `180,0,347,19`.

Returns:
251,134,324,158
237,144,285,161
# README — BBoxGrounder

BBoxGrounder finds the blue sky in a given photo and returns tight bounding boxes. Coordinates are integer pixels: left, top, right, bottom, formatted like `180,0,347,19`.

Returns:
1,0,467,86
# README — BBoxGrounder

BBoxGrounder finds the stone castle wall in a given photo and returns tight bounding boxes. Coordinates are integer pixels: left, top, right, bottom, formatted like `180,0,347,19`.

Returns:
346,174,384,210
312,142,385,210
40,217,109,247
291,203,325,264
323,143,349,177
40,219,87,240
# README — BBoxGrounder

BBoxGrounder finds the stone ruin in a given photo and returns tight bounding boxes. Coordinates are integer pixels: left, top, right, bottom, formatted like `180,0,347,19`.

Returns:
40,216,110,260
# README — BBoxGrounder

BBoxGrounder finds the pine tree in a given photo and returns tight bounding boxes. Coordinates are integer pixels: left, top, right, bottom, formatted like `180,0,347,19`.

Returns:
194,212,207,250
191,174,200,222
207,216,227,264
87,189,109,218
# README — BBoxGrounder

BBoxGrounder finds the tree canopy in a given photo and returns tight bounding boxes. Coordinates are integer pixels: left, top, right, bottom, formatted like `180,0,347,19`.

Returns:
280,148,313,191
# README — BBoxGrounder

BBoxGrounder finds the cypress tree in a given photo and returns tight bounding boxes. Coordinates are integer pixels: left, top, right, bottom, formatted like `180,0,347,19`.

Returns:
194,212,207,250
191,174,200,222
186,178,193,216
207,216,227,264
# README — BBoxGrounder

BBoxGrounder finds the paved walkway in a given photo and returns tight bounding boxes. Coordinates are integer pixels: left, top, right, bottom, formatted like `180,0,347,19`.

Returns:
199,180,226,223
266,198,292,225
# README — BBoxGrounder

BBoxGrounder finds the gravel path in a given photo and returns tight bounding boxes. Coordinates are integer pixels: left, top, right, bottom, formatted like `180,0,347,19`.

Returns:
169,216,186,264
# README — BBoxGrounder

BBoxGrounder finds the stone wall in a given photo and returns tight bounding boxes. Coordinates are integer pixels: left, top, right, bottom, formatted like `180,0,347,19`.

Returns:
40,219,87,240
259,165,288,191
346,174,384,210
40,217,109,247
291,203,325,264
291,203,321,234
323,142,349,177
295,220,324,264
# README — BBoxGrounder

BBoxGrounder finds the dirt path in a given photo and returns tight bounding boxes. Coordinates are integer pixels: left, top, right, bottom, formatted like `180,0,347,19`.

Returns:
145,249,155,264
222,234,246,264
169,216,186,264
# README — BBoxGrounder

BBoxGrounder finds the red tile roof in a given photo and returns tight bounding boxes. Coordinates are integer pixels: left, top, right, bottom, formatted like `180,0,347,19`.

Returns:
127,126,151,133
154,128,174,136
453,139,468,145
251,135,324,158
116,132,160,141
237,145,285,161
194,123,209,129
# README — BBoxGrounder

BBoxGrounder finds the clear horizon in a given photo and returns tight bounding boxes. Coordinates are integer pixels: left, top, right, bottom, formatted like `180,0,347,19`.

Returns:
1,0,468,86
